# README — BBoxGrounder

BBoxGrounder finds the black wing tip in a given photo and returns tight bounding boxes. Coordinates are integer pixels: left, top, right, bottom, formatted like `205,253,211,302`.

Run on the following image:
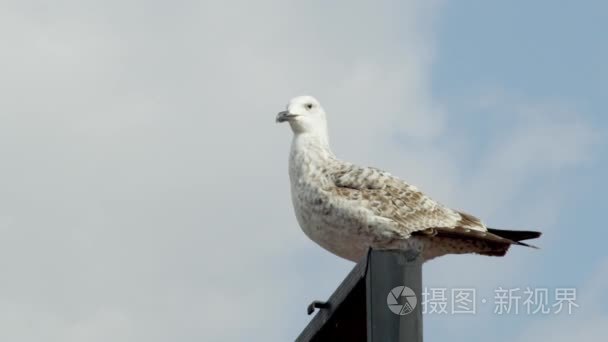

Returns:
514,240,540,249
487,228,542,242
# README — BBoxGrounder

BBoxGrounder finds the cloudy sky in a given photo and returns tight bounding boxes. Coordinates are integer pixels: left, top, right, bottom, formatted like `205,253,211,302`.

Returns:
0,0,606,341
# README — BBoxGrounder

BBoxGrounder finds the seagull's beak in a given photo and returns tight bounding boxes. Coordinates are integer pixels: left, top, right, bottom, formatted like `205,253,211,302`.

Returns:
276,111,298,123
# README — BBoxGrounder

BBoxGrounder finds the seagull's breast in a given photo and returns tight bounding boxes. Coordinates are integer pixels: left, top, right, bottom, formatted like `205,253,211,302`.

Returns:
290,181,371,261
287,147,397,261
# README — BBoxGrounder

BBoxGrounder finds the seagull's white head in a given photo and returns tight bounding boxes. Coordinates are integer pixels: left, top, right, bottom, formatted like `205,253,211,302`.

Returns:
276,95,327,135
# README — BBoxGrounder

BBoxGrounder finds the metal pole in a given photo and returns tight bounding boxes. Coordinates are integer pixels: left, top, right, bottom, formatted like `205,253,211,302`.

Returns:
366,249,423,342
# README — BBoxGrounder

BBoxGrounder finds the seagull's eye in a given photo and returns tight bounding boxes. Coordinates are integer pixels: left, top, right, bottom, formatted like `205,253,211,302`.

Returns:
305,103,313,110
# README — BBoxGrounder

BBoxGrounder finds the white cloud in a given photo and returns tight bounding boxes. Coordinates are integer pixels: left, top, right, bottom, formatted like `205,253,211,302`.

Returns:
0,1,446,341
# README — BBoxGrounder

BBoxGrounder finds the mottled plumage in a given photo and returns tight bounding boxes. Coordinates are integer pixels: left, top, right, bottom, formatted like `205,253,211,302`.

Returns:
277,95,541,262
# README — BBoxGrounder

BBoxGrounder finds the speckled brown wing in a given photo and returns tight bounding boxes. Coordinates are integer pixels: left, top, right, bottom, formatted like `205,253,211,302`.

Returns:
328,163,542,256
328,164,485,235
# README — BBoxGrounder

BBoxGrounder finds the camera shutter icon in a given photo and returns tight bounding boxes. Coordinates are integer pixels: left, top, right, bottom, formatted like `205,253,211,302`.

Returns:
387,286,417,315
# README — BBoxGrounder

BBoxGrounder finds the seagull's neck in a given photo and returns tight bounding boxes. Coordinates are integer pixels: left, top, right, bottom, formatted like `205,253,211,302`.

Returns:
290,131,334,163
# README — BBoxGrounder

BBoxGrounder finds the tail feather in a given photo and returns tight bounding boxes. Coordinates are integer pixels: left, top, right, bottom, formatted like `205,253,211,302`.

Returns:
414,226,542,260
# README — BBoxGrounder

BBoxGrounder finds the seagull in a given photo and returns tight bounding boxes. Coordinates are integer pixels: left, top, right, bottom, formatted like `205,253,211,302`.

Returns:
276,95,541,262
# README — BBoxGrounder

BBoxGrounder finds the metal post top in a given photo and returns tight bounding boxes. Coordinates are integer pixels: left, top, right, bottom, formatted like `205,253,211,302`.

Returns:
296,249,423,342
